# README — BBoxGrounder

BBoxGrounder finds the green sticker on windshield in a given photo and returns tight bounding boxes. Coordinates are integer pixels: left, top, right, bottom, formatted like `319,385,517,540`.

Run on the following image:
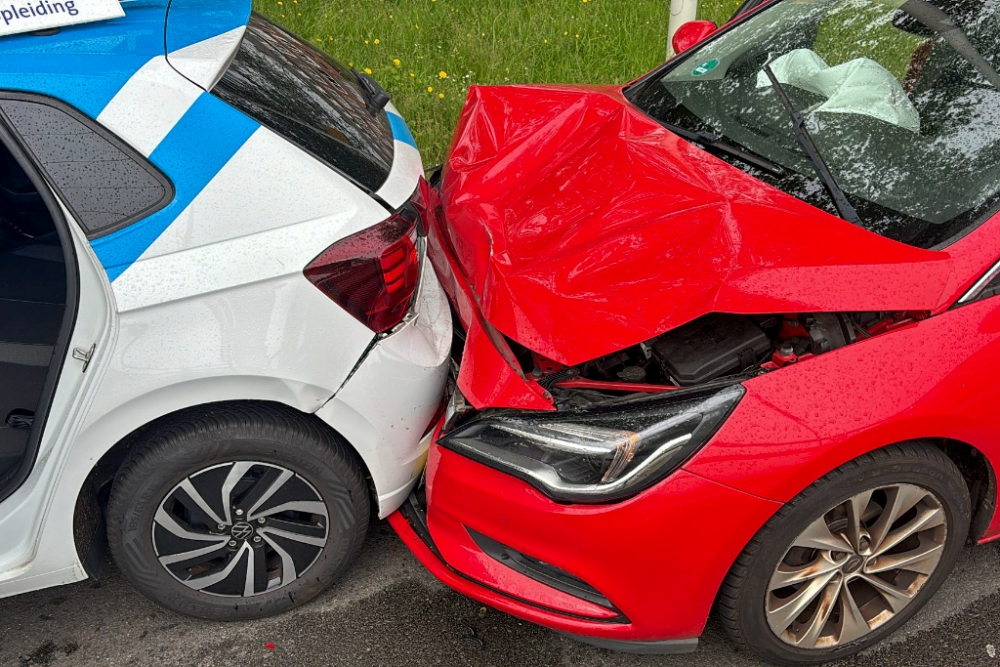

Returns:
692,58,719,77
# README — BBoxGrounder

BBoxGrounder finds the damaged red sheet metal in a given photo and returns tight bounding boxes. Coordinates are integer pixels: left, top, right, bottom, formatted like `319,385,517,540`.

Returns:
432,83,960,408
423,182,553,410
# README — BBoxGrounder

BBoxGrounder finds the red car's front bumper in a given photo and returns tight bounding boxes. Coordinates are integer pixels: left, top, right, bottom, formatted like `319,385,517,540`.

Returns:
389,430,782,652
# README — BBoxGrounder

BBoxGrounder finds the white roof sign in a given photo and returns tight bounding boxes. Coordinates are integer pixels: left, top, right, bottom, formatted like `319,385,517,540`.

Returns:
0,0,124,38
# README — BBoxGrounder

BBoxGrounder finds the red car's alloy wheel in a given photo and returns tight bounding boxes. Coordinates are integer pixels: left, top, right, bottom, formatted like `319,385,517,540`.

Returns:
765,484,947,649
720,443,970,666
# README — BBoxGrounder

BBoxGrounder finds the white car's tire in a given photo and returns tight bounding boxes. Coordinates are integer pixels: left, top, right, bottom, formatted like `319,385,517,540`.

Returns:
106,403,369,620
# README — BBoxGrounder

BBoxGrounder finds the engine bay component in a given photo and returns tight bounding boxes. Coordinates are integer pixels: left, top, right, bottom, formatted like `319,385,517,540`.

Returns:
555,378,679,394
618,365,647,383
651,314,772,386
780,313,854,357
532,311,914,404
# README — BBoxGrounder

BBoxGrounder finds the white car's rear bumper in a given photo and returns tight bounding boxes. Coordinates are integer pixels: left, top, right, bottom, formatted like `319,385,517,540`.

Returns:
315,253,452,517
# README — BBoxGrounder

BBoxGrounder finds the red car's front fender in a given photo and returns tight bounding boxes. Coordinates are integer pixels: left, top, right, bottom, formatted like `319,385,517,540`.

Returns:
685,296,1000,541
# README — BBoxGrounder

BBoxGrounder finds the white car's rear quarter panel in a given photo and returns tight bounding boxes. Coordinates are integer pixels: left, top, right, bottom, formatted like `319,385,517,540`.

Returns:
321,99,450,517
88,126,383,419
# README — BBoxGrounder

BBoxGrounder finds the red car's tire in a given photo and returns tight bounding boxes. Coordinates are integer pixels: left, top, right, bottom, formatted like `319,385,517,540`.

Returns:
719,442,970,666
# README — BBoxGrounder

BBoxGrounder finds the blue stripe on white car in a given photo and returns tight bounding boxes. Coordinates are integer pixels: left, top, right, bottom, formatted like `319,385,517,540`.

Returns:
91,93,259,282
96,57,204,157
386,112,418,150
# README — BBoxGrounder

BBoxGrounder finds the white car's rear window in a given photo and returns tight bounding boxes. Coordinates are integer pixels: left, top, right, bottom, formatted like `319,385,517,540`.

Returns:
213,14,395,193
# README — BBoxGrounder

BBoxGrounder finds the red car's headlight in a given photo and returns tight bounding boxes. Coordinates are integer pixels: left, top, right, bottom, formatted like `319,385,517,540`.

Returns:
439,384,745,504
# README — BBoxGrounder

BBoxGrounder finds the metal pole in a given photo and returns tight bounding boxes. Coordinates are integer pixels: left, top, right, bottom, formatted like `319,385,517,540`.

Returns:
667,0,699,58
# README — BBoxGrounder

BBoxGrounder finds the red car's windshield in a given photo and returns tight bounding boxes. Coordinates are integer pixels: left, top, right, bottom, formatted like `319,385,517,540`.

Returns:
628,0,1000,249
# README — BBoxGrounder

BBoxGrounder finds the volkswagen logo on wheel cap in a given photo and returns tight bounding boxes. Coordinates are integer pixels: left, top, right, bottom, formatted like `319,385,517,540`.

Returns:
231,521,254,541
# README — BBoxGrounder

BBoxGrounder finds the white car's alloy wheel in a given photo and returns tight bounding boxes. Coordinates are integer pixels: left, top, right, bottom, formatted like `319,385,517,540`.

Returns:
153,461,330,597
107,403,369,621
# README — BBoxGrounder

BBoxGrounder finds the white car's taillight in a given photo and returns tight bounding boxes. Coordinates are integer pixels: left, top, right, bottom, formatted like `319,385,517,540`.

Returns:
305,189,424,333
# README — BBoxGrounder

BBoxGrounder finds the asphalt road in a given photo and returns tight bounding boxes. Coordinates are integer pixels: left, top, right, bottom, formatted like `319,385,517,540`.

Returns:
3,521,1000,667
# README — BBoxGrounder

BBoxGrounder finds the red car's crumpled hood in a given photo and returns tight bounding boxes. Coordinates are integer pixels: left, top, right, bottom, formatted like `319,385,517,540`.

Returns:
435,84,954,408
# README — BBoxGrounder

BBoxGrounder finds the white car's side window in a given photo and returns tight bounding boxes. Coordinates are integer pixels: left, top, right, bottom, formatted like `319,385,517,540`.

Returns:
0,97,172,238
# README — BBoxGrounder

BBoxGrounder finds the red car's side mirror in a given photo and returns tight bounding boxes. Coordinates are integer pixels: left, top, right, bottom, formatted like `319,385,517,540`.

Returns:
672,20,719,55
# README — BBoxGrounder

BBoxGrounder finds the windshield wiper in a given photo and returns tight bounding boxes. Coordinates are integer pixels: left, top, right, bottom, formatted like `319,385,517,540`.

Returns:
352,68,391,116
761,64,861,226
659,121,786,177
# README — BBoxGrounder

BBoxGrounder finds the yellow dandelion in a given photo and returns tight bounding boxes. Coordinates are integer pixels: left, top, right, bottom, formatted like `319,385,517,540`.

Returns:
409,72,415,77
392,58,401,67
438,93,445,99
276,1,282,5
427,86,434,93
563,31,568,36
374,38,380,44
438,71,448,79
364,67,373,75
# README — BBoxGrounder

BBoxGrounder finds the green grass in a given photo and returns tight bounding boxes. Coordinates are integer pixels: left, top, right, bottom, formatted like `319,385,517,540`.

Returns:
256,0,739,165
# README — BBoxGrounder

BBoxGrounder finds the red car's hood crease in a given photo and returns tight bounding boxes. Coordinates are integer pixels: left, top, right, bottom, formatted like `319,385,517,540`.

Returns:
437,84,956,406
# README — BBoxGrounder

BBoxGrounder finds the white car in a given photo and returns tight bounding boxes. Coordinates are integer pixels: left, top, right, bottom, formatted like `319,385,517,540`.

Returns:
0,0,450,619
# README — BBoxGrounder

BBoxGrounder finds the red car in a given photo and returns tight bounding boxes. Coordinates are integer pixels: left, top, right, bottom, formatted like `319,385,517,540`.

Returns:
391,0,1000,664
